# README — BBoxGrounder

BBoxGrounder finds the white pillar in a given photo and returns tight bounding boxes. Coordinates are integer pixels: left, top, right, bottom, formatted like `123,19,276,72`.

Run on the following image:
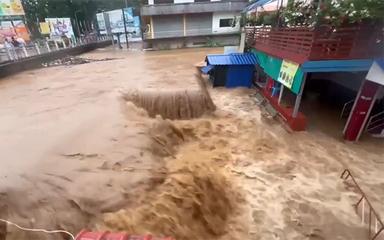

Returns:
22,46,28,57
5,47,13,61
239,27,246,53
278,85,284,105
54,41,59,50
292,74,307,118
35,43,41,54
45,41,51,52
183,14,186,37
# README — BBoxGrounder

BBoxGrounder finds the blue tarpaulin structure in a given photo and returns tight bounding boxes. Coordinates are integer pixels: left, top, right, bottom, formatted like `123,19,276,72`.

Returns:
203,53,258,88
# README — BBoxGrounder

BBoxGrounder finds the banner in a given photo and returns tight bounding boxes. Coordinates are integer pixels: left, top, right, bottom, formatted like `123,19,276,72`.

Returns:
0,20,29,43
0,21,14,43
278,59,299,89
96,13,106,34
12,19,29,41
0,0,25,16
45,18,75,39
39,22,50,35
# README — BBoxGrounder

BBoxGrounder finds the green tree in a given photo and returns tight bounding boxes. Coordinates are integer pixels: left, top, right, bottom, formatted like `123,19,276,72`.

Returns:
22,0,144,38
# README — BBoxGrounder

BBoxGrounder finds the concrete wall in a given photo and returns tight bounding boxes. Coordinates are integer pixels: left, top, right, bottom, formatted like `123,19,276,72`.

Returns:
212,12,240,34
0,40,111,78
148,34,239,50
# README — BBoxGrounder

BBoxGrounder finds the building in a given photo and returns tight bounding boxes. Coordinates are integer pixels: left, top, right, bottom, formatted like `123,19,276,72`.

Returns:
202,53,257,87
244,1,383,141
140,0,248,50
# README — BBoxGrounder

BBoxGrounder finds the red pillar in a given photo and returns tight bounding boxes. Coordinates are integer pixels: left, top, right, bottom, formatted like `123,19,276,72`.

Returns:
344,80,380,141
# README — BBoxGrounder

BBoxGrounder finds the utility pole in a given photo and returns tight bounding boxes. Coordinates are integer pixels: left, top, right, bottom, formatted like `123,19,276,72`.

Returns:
122,8,129,49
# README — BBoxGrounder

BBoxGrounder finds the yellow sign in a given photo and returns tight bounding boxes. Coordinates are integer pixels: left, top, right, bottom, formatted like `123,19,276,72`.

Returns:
0,0,25,16
39,22,51,35
278,59,299,89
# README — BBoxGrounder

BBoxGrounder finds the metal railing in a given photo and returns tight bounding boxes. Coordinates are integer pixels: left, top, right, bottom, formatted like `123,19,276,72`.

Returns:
366,111,384,134
341,169,384,240
0,35,112,64
340,99,355,119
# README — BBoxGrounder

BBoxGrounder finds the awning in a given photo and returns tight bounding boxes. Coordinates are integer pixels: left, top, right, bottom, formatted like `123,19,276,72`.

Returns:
206,53,258,66
201,65,214,74
301,59,373,73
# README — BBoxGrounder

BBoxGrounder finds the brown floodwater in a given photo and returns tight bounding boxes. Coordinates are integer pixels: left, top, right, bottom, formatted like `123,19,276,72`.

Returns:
0,47,383,240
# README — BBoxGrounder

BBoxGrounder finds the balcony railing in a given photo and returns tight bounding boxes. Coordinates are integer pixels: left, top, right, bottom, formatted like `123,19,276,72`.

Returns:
245,23,383,64
141,0,247,16
144,28,223,39
341,169,384,240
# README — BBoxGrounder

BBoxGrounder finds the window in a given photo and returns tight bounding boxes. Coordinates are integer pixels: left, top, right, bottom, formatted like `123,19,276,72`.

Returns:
219,18,233,28
153,0,173,4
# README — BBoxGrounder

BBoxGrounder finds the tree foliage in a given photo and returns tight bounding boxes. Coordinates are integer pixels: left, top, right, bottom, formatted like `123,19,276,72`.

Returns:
22,0,143,38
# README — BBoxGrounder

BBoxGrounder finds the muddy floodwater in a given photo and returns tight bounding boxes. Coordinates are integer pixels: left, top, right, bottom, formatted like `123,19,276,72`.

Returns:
0,47,383,240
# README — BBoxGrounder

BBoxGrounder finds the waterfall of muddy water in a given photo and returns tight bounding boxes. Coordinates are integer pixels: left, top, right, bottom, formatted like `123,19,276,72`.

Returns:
122,89,215,120
102,119,242,240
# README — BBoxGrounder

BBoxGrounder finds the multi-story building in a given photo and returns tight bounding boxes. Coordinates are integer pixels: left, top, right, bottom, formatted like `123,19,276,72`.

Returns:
140,0,248,50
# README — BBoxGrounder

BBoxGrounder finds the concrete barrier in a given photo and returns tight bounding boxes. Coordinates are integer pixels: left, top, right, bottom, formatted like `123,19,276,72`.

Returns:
0,40,112,78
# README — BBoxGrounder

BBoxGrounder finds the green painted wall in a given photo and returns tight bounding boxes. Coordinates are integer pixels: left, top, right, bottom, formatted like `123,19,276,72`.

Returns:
251,49,304,94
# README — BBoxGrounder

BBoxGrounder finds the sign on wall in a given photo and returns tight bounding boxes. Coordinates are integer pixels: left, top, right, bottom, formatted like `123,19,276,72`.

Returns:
252,50,305,94
278,59,300,89
0,0,24,16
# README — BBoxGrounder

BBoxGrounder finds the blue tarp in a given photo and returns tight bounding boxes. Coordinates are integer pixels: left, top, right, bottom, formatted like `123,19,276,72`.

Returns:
201,65,214,74
206,53,258,66
226,65,254,88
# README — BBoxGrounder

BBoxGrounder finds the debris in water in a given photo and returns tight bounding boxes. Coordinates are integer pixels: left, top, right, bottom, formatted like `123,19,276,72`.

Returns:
42,56,118,67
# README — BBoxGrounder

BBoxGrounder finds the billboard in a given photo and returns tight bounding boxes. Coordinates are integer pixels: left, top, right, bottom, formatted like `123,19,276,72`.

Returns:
0,0,25,16
0,20,29,43
12,20,29,41
98,8,141,41
45,18,75,39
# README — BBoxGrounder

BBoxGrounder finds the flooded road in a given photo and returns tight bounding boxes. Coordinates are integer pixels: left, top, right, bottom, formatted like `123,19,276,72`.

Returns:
0,47,383,240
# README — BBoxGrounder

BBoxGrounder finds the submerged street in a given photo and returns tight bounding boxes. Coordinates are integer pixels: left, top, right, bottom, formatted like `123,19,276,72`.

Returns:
0,47,383,240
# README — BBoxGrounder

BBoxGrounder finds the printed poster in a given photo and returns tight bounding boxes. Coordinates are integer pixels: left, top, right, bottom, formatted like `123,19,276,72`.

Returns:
0,20,29,42
39,22,51,35
96,13,106,34
13,20,29,41
0,0,24,16
278,59,299,89
45,18,75,39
